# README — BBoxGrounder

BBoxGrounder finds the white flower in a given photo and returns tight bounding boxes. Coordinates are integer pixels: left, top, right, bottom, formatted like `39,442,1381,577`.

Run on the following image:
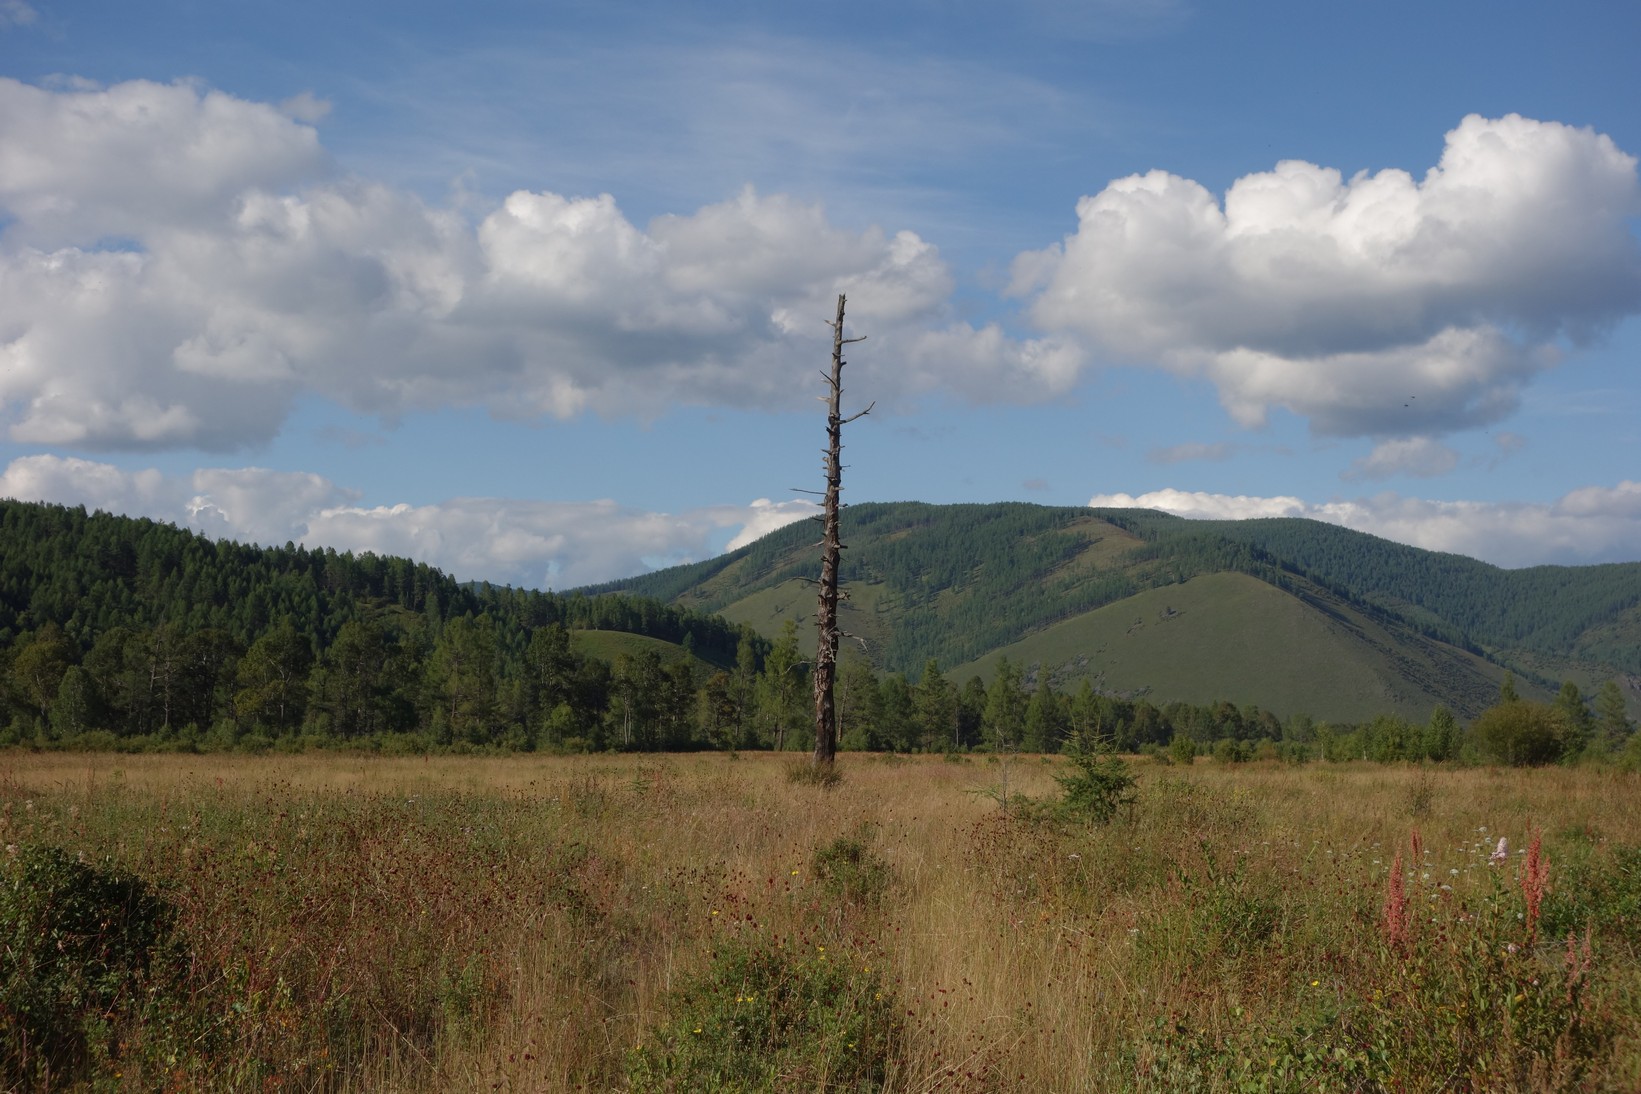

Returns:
1489,837,1509,866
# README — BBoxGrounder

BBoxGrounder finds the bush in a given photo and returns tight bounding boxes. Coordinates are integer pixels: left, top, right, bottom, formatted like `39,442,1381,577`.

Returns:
812,828,893,906
628,934,902,1091
1471,700,1568,766
1167,734,1197,766
0,846,180,1087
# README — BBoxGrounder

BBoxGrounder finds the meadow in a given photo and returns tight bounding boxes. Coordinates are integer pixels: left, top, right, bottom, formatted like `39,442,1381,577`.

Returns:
3,751,1639,1091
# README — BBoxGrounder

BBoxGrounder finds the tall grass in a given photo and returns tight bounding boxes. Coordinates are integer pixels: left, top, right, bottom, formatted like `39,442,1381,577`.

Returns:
2,752,1638,1090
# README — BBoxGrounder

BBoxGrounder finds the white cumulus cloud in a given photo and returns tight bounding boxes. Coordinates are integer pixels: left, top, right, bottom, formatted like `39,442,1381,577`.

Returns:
1018,114,1641,438
0,78,1066,453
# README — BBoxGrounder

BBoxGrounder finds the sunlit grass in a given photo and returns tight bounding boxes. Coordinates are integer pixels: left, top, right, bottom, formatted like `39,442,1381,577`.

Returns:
3,751,1638,1090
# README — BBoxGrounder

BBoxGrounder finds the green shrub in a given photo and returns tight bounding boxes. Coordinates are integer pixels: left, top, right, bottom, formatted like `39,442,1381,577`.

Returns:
628,933,902,1091
812,828,892,906
1470,700,1568,766
0,845,180,1087
1167,734,1197,766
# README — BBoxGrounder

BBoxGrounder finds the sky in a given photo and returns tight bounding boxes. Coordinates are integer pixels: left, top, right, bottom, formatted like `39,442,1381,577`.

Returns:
1,0,1639,588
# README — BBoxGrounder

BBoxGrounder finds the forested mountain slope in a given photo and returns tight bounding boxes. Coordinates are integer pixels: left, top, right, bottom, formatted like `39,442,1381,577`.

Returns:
0,499,750,664
592,501,1640,720
0,498,779,750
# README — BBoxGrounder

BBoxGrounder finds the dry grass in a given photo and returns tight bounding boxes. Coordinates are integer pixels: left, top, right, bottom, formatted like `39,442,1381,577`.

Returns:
3,750,1639,1091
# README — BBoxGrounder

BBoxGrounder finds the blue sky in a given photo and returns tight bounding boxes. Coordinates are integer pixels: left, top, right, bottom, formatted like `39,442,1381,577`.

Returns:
2,0,1639,586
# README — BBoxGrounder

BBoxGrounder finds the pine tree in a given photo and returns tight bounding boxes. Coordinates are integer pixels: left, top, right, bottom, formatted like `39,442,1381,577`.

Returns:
1596,679,1632,751
913,660,957,752
983,658,1027,753
1553,680,1595,756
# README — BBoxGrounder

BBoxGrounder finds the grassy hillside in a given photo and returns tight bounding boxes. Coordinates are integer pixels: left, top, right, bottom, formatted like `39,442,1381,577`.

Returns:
570,629,726,674
963,571,1529,722
595,500,1638,723
1101,510,1641,676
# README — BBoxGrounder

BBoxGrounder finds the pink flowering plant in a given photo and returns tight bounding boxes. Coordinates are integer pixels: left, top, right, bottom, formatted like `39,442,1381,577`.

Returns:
1352,826,1606,1090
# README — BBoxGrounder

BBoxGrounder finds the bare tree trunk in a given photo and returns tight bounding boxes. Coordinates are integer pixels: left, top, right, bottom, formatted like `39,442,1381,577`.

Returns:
812,294,869,768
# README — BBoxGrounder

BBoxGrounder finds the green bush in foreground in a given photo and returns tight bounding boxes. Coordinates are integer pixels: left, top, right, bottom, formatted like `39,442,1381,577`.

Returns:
628,933,902,1092
0,845,182,1088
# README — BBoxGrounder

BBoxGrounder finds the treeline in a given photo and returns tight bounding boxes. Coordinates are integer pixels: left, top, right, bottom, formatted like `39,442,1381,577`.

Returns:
0,499,768,750
2,498,1636,765
6,603,1636,769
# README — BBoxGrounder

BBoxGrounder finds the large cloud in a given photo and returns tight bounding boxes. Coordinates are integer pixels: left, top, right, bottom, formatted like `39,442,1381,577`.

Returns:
0,455,816,587
0,78,1073,451
0,77,330,246
1016,114,1641,437
1088,484,1641,568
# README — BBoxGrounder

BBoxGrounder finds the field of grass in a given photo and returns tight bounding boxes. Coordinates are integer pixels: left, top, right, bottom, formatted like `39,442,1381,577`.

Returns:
3,751,1639,1091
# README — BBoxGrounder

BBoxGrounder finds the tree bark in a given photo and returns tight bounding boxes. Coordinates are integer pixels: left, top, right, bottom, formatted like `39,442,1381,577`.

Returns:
813,294,868,767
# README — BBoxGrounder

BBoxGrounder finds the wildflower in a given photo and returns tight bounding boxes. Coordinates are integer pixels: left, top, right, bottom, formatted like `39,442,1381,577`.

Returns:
1521,830,1550,945
1409,828,1423,861
1564,928,1593,1004
1489,837,1509,866
1383,850,1412,955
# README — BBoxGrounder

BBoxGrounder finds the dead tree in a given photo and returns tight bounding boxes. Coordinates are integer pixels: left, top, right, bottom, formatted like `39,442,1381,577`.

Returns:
812,294,870,768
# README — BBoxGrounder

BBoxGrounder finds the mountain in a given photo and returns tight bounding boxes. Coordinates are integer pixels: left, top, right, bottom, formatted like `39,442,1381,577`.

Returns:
583,501,1641,724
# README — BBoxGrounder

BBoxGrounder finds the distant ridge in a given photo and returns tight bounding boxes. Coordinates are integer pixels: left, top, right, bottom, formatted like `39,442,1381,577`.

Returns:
587,501,1641,723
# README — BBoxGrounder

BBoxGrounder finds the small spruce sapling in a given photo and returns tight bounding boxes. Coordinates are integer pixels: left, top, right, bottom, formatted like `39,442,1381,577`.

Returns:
1055,728,1138,825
